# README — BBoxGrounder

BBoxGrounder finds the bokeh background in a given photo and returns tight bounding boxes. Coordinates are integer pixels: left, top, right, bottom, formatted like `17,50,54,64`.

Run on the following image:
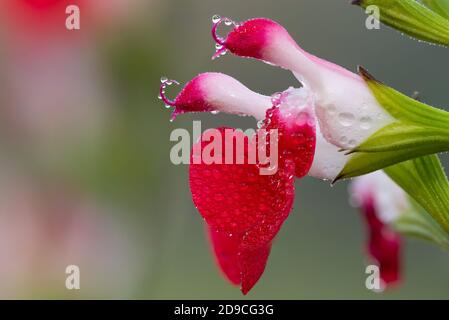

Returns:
0,0,448,299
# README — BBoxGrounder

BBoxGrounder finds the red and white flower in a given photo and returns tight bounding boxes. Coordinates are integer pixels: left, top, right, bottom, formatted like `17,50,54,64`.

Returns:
350,171,408,289
159,16,407,293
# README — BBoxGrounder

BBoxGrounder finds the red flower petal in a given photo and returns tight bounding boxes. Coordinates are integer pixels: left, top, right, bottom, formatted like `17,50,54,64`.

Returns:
208,227,273,294
208,228,242,286
263,103,316,178
191,125,315,294
239,240,271,295
190,127,295,236
208,227,272,294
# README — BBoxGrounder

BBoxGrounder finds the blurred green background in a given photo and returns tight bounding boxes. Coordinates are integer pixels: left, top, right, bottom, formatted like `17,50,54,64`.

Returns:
0,0,448,299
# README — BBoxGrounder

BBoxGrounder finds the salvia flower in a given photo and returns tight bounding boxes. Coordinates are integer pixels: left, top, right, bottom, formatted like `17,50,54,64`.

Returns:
350,171,406,289
160,15,449,294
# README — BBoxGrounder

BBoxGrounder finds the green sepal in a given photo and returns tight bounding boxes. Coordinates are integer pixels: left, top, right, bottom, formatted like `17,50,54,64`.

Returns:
335,67,449,180
353,0,449,46
384,154,449,236
393,199,449,250
422,0,449,20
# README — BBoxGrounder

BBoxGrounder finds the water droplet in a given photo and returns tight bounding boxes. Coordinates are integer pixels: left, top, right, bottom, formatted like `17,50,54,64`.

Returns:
257,120,264,129
263,60,276,66
211,110,220,115
214,194,224,201
220,50,227,56
212,14,221,24
224,18,233,26
165,104,171,109
215,43,223,50
348,139,357,148
271,92,282,106
338,112,355,127
360,116,372,130
160,76,168,84
166,80,173,86
327,105,337,115
157,94,162,100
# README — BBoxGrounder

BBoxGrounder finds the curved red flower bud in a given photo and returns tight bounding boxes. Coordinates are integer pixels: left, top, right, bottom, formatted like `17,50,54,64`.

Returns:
159,73,271,121
363,196,402,287
211,17,323,85
351,171,406,288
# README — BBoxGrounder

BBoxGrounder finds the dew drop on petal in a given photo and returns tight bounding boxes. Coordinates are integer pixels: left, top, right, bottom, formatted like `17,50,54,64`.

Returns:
348,139,357,148
271,92,282,106
360,116,372,130
224,18,233,26
212,14,221,23
157,94,162,100
338,112,355,127
211,110,220,115
257,120,264,129
160,76,168,84
327,104,337,116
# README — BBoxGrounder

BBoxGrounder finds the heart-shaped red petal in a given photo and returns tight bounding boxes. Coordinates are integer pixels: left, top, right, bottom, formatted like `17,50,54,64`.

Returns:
190,114,315,294
191,127,297,294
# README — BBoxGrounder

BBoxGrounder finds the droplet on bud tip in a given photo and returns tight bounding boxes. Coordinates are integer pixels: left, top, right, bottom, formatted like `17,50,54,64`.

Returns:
212,14,221,24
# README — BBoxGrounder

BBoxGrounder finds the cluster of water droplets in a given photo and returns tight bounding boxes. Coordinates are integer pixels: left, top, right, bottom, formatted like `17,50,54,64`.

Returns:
324,102,378,148
271,92,283,107
158,76,179,109
211,15,239,60
254,92,285,130
158,76,181,122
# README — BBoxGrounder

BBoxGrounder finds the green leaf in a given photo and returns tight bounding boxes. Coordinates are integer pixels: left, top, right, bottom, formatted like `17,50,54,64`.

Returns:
335,67,449,180
353,0,449,46
394,200,449,250
422,0,449,20
385,154,449,235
